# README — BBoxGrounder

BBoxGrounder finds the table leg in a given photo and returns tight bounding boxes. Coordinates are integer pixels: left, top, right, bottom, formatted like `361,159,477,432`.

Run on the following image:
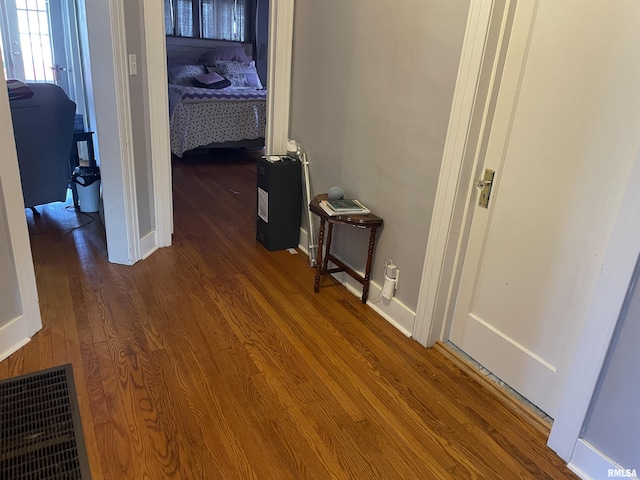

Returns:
314,218,326,293
87,134,96,168
362,226,379,303
322,222,334,272
69,149,79,208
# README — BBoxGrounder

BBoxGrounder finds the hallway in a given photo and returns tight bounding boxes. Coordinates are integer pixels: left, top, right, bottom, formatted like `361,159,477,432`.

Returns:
1,153,576,479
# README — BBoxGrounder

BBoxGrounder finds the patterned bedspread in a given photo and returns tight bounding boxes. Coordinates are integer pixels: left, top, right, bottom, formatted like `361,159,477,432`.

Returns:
169,84,267,157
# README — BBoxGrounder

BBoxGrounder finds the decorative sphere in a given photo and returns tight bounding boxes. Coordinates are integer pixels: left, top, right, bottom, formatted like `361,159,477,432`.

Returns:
327,186,344,200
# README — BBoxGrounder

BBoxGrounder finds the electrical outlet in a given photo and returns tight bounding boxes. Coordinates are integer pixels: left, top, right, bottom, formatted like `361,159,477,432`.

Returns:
382,261,398,300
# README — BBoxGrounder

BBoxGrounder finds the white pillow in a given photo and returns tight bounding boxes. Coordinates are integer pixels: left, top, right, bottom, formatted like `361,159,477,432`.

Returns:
208,60,263,89
168,64,206,85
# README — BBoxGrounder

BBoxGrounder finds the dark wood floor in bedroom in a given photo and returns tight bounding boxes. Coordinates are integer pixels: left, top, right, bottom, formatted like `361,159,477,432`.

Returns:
2,148,577,479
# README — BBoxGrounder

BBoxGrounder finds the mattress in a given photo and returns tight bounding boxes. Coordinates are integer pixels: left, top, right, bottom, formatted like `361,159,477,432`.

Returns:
169,84,267,156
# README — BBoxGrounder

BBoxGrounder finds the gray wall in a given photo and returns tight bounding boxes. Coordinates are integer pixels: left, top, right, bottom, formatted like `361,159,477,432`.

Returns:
581,258,640,469
0,180,22,326
124,1,155,238
289,0,470,309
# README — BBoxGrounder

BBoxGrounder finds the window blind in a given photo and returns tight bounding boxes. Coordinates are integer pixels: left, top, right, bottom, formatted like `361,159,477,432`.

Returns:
165,0,249,42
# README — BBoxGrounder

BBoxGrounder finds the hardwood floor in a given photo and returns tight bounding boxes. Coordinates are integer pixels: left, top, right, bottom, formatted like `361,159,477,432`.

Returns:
3,149,577,479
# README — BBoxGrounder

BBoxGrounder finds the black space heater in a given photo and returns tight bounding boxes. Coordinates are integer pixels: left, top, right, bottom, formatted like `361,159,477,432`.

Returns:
256,156,302,251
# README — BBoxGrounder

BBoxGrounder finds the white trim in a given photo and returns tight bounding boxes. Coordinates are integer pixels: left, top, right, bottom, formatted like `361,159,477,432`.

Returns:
142,0,173,248
548,146,640,460
413,0,499,346
326,260,416,336
265,0,294,155
298,226,309,256
343,275,415,337
0,69,41,337
139,231,157,260
85,0,139,265
108,0,140,264
0,317,31,362
568,439,633,480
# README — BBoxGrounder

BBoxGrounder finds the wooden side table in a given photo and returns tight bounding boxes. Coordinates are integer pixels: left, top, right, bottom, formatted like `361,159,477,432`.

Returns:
309,194,383,303
69,131,97,207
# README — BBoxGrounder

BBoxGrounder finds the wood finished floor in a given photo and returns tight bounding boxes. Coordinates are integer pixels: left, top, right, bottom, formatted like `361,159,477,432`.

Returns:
2,149,578,479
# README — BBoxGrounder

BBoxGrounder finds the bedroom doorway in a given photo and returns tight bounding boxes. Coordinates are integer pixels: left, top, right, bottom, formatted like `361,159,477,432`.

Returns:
165,0,270,157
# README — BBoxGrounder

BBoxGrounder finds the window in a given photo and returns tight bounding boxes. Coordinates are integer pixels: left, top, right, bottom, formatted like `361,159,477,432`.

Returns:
0,0,55,82
165,0,250,42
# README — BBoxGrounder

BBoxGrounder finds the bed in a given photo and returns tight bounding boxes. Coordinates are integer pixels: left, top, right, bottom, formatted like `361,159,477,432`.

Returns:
169,84,266,157
166,38,266,157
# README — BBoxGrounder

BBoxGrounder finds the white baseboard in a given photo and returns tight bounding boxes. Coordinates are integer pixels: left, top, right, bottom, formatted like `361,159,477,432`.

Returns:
569,439,638,480
140,231,157,260
298,227,416,337
341,273,415,336
298,226,310,257
0,316,31,363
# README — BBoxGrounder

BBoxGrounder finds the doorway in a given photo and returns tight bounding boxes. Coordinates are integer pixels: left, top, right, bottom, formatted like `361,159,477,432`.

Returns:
415,0,640,420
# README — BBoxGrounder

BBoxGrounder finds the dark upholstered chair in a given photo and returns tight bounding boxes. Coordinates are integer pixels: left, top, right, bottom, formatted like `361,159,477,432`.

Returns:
9,83,76,211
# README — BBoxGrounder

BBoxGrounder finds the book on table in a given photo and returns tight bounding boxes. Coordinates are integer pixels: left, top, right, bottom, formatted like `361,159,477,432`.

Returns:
326,199,367,210
319,199,370,216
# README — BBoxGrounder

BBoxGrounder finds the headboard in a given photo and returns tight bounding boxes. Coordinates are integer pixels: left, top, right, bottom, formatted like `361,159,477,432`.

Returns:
166,36,254,65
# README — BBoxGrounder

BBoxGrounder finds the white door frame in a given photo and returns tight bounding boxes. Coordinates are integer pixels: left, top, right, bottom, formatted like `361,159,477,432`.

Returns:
84,0,139,265
413,0,508,347
547,150,640,460
265,0,294,155
84,0,173,265
413,0,640,461
0,68,42,360
142,0,173,250
138,0,295,257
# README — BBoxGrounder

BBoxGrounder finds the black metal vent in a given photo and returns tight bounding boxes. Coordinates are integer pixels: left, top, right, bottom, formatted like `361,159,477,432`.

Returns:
0,364,91,479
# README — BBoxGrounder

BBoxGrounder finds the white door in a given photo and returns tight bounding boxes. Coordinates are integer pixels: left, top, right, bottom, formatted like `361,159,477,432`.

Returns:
1,0,58,83
0,67,42,361
0,0,86,116
449,1,640,417
47,0,73,95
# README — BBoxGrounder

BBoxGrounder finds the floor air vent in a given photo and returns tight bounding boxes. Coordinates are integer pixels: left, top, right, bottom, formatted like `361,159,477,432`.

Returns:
0,364,91,479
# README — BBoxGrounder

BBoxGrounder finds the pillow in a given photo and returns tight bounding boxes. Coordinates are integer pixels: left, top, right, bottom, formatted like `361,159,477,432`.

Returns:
192,72,232,89
167,64,206,85
199,46,251,65
208,61,263,89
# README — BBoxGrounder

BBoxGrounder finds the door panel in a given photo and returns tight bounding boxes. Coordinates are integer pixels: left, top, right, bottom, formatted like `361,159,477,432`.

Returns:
450,1,640,417
47,0,71,94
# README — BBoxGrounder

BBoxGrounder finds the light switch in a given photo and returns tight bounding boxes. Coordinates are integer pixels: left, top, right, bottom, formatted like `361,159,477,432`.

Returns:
128,54,137,75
